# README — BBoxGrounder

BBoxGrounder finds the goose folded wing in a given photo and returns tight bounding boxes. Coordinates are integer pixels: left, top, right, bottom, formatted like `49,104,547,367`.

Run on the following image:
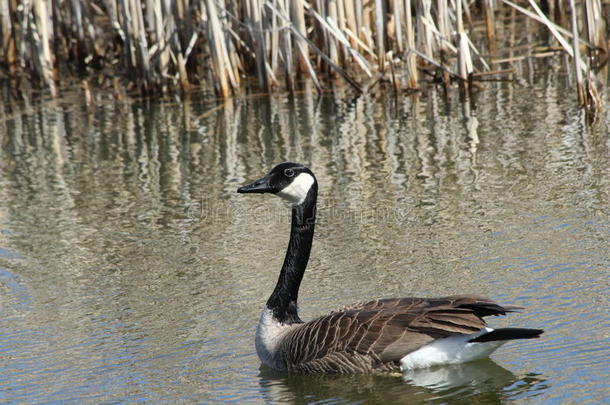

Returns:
278,295,514,372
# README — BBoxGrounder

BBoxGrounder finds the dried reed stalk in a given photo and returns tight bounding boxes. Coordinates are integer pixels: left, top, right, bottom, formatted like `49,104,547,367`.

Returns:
584,0,606,66
205,0,232,97
0,0,604,113
569,0,586,104
483,0,496,54
404,0,418,89
33,0,57,96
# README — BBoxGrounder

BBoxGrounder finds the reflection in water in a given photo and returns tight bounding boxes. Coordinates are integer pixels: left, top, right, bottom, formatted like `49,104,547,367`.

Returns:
0,80,608,403
259,360,548,404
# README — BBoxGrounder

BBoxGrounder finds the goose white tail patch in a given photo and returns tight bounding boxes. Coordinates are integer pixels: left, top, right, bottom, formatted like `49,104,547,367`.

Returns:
277,173,315,205
400,328,506,370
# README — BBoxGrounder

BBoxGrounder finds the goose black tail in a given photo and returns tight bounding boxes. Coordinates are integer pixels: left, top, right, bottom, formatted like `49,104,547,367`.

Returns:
469,328,544,343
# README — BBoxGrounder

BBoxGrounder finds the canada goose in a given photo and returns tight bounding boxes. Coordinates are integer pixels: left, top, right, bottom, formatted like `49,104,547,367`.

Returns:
237,162,543,373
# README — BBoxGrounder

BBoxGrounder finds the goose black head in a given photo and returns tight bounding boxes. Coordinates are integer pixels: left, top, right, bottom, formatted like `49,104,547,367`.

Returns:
237,162,317,205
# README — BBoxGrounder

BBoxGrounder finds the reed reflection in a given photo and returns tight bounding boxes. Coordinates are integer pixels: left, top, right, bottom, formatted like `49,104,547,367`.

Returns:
0,80,607,403
0,83,605,278
1,83,605,301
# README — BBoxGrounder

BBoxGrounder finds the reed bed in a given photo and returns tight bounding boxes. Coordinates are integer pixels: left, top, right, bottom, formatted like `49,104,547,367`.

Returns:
0,1,607,110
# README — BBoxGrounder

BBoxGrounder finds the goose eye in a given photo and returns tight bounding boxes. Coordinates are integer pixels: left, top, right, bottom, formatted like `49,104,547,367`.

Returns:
284,168,295,177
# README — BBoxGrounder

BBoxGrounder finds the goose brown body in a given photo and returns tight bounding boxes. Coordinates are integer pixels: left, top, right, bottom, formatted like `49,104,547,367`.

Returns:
273,295,520,373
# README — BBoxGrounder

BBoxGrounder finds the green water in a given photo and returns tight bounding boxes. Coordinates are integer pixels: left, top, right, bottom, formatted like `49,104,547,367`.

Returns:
0,81,608,404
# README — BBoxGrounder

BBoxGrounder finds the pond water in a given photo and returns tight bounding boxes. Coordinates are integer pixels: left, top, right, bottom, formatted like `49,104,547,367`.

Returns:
0,79,608,404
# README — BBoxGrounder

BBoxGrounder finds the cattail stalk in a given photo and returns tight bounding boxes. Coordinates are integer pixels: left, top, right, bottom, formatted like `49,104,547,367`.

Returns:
33,0,57,96
374,0,386,70
483,0,496,54
205,0,232,97
0,0,604,111
404,0,418,89
569,0,585,104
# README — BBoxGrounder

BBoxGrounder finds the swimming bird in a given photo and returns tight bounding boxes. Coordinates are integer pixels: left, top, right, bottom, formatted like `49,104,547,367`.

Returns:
237,162,543,373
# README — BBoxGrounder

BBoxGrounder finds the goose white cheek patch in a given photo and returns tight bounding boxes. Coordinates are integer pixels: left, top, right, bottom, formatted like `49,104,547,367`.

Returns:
277,173,315,205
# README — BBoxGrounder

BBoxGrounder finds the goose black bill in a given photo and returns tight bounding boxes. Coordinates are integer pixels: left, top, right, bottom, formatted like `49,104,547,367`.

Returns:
237,176,273,194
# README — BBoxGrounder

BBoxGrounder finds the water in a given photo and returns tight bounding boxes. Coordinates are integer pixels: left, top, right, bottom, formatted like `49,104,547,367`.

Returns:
0,81,608,404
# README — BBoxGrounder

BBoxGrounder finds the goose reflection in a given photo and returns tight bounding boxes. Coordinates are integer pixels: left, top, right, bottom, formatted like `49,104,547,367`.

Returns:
259,359,548,404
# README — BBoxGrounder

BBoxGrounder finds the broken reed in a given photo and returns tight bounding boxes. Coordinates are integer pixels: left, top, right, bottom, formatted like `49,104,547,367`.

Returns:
0,0,607,109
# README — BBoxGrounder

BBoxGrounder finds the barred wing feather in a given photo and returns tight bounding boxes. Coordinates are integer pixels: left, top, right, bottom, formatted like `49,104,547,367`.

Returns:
278,295,518,373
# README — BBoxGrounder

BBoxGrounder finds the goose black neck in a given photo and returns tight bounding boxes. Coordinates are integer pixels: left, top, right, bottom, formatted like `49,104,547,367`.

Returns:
267,184,317,324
